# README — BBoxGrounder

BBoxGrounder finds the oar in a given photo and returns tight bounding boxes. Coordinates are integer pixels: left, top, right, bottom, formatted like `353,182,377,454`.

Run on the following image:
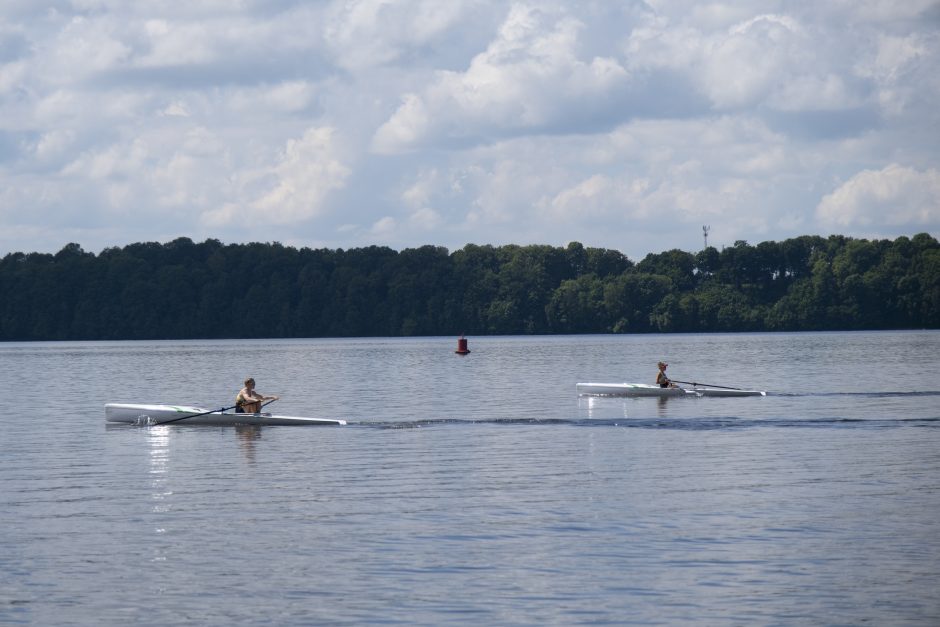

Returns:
257,398,279,412
671,379,745,391
231,396,279,415
157,402,243,425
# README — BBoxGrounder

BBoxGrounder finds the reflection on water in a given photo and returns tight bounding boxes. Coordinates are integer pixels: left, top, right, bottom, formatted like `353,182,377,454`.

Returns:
148,426,171,563
579,394,630,420
656,395,669,416
235,425,262,463
578,393,679,420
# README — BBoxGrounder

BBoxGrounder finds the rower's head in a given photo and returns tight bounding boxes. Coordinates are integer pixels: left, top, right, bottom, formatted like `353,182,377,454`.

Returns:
244,377,255,388
658,361,668,370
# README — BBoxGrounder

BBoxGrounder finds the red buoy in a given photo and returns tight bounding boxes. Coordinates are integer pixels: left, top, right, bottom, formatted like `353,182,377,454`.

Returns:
455,336,470,355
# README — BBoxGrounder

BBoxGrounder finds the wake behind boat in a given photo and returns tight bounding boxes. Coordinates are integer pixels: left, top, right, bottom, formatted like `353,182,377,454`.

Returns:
576,382,766,397
105,403,346,426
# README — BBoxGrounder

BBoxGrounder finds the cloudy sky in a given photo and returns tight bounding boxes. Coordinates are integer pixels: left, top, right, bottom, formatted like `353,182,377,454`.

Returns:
1,1,938,260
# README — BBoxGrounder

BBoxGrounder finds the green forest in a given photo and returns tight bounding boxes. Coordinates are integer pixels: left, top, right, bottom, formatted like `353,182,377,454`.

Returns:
1,233,937,340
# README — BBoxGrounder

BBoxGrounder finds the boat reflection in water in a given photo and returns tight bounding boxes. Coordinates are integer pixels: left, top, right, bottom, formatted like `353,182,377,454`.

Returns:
579,391,682,421
235,425,262,463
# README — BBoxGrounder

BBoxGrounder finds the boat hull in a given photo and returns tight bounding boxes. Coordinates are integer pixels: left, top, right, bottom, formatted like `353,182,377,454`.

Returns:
576,383,765,397
577,383,690,397
105,403,346,426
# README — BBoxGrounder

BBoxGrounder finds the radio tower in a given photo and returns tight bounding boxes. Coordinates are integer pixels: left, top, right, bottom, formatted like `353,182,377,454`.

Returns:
703,225,711,249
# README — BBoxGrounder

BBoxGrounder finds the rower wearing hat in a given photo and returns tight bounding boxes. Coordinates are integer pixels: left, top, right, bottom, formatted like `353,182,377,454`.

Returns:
656,361,676,388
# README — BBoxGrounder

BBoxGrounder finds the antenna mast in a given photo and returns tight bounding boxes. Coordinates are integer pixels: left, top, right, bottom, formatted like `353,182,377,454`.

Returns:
702,225,710,249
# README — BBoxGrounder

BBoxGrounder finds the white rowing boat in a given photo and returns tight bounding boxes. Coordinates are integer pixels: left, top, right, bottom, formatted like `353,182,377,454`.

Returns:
576,382,766,397
105,403,346,426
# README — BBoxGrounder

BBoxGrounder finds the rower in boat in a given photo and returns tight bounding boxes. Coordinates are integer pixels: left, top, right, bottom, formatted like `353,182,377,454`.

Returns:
656,361,677,388
105,403,346,425
235,377,279,414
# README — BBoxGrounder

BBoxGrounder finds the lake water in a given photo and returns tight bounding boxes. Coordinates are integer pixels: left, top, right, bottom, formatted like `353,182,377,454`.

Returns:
1,331,939,625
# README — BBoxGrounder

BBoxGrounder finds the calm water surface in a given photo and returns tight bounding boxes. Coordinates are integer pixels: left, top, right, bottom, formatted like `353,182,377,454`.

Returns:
1,332,939,625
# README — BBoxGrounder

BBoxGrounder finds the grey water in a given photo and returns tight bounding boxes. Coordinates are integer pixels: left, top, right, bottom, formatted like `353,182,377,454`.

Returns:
1,331,938,625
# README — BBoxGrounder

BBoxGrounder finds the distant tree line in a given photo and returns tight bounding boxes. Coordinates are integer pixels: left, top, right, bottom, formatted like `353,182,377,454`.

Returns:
0,233,937,340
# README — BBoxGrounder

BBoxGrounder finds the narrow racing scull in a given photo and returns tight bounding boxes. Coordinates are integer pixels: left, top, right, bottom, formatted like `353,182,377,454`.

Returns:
576,382,766,397
105,403,346,426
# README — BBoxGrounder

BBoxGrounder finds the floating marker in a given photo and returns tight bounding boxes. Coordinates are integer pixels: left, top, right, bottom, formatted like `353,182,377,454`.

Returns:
455,335,470,355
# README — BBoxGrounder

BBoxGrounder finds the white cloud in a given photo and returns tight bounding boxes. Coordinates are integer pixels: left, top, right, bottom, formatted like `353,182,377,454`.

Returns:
844,0,939,22
401,168,438,209
371,4,630,153
408,207,443,231
634,13,809,110
686,3,755,29
771,74,857,112
227,81,318,115
62,140,147,182
854,33,932,115
870,34,928,81
816,164,940,228
245,127,351,225
137,18,217,66
543,174,620,220
324,0,470,71
0,59,27,94
370,215,397,235
627,10,875,114
52,16,133,77
371,93,430,154
34,129,76,161
161,101,189,117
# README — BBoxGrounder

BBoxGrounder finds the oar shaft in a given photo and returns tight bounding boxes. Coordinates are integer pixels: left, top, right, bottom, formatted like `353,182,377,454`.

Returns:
158,402,240,425
157,397,278,425
671,379,743,391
